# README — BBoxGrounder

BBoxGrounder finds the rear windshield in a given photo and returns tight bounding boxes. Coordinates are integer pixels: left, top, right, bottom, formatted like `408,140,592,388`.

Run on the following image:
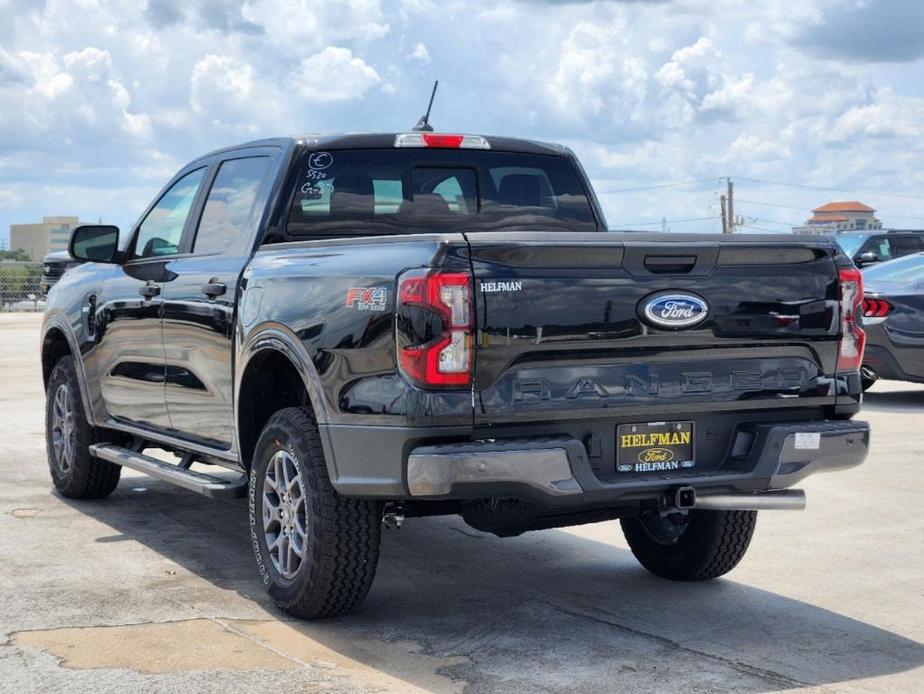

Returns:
285,148,598,238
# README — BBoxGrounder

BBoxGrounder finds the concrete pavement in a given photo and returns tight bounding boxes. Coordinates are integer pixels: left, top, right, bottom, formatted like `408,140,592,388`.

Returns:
1,312,922,693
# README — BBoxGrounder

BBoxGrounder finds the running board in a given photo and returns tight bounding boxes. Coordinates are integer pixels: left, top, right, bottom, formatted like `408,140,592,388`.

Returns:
89,443,247,499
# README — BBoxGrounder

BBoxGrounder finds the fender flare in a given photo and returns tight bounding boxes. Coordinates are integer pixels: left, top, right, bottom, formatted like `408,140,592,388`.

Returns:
41,313,97,427
236,322,336,474
236,321,331,425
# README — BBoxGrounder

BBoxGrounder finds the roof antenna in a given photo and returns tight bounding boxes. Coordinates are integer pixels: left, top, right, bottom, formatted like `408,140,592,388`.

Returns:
412,80,439,132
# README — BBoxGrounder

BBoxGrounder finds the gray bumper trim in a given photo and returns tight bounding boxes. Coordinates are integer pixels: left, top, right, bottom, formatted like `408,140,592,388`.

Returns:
408,443,581,497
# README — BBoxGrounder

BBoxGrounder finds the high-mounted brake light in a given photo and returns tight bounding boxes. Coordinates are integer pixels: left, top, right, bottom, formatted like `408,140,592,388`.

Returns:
862,297,892,318
836,268,866,374
394,133,491,149
397,271,473,388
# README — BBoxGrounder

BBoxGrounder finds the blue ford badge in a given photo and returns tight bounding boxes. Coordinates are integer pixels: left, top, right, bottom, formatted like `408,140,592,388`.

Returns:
642,292,709,329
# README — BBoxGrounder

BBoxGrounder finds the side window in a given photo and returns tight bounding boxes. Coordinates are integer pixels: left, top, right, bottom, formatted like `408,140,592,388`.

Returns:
863,237,893,260
193,156,272,255
133,168,206,259
890,236,924,256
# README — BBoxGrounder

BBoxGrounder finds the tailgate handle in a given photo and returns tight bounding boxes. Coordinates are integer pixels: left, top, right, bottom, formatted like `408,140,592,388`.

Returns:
643,255,697,274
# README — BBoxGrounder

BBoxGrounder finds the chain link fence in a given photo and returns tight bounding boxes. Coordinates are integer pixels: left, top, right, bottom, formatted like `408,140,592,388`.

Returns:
0,261,45,311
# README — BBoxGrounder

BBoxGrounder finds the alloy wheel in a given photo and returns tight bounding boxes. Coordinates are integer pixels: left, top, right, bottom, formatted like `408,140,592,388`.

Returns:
51,383,76,474
262,450,308,580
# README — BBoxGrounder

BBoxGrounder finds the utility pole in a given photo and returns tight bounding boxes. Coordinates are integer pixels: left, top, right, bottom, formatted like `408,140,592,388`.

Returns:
720,195,727,234
726,177,734,234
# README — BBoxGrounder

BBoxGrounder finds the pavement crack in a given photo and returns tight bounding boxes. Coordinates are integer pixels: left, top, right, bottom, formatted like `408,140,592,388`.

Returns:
209,617,317,671
538,599,819,690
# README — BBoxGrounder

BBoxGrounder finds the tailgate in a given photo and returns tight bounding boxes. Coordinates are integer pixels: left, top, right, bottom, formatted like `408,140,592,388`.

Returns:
465,232,841,424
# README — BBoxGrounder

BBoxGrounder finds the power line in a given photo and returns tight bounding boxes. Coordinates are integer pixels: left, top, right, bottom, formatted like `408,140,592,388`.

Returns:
749,217,795,227
613,215,721,227
736,198,809,212
740,224,785,233
602,178,723,194
737,197,924,223
733,176,924,201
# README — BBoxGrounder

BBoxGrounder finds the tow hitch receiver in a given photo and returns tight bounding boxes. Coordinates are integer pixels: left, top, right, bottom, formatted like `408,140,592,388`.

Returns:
661,486,696,515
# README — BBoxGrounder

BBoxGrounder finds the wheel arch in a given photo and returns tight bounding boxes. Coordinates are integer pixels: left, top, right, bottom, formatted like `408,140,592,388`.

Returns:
40,316,96,426
236,324,331,471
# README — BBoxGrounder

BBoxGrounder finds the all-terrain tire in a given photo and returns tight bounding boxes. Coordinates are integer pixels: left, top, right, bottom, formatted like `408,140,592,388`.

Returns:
45,356,121,499
621,509,757,581
249,407,382,619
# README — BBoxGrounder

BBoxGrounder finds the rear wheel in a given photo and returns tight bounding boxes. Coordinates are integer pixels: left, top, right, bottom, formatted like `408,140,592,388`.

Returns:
45,356,121,499
249,407,382,619
621,509,756,581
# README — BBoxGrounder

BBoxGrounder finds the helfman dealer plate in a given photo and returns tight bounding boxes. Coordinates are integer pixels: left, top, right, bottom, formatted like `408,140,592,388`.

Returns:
617,421,694,473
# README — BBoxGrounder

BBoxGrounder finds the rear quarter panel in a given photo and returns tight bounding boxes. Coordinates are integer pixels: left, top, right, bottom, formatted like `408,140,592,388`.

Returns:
238,235,474,427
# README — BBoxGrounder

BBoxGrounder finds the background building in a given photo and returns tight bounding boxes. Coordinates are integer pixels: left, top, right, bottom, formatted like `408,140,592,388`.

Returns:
9,216,81,260
792,201,882,234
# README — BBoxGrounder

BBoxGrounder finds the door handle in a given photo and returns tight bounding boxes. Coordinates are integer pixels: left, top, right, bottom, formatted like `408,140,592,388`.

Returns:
139,282,160,299
201,280,227,298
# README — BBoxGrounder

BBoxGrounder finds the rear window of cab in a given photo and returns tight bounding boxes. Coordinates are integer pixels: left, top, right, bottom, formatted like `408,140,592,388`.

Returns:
285,148,597,238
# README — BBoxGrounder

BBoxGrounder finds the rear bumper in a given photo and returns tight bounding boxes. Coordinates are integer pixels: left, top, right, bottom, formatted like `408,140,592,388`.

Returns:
325,419,869,507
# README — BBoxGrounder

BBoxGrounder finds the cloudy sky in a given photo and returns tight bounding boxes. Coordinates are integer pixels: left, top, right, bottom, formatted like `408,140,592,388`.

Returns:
1,0,924,245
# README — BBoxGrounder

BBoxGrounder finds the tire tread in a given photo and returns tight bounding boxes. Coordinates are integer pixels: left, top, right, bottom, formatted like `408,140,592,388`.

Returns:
45,356,121,499
251,407,381,619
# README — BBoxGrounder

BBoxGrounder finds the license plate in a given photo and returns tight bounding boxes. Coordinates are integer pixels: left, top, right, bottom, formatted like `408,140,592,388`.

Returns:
617,421,694,473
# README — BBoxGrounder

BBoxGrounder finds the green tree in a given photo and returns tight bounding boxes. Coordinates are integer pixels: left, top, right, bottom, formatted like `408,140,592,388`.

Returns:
0,262,41,307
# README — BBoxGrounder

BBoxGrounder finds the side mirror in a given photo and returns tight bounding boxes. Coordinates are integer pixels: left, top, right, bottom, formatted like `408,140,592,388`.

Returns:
69,225,120,263
857,251,879,266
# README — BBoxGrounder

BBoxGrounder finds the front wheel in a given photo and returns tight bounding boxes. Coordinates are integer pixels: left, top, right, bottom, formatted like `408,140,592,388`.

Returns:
249,407,382,619
621,509,757,581
45,356,121,499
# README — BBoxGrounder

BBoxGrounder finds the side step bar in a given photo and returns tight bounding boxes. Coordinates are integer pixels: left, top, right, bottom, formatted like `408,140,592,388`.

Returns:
89,443,247,499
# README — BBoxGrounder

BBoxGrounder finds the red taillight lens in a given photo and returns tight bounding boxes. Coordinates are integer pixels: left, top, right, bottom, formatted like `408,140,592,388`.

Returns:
837,268,866,373
397,271,473,388
862,297,892,318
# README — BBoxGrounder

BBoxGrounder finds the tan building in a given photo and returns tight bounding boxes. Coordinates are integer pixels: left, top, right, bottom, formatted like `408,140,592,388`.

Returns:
10,216,81,260
792,202,882,235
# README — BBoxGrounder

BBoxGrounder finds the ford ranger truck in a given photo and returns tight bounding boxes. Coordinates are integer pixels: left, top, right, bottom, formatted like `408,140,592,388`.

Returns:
41,132,869,618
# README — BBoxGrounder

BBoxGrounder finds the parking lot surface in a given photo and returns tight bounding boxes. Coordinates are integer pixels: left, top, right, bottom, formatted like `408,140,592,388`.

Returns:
1,312,922,693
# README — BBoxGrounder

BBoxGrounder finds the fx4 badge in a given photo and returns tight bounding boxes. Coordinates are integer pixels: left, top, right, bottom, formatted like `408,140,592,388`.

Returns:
346,287,387,311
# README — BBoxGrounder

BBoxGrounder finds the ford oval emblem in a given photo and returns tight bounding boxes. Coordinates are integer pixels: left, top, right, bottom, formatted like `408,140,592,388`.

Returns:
641,292,709,329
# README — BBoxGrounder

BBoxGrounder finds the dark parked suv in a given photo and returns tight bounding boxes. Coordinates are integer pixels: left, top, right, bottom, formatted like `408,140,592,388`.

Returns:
828,230,924,267
39,250,81,295
41,132,869,618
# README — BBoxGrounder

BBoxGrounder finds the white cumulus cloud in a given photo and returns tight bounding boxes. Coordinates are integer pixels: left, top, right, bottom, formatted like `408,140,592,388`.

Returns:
289,47,381,102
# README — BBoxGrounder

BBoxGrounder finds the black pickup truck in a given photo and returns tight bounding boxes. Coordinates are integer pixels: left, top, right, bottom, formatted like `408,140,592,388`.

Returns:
42,132,869,618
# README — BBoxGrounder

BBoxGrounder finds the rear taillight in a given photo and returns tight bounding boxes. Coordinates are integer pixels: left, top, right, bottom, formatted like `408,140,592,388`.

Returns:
836,268,866,373
397,271,473,388
862,297,893,318
393,133,491,149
